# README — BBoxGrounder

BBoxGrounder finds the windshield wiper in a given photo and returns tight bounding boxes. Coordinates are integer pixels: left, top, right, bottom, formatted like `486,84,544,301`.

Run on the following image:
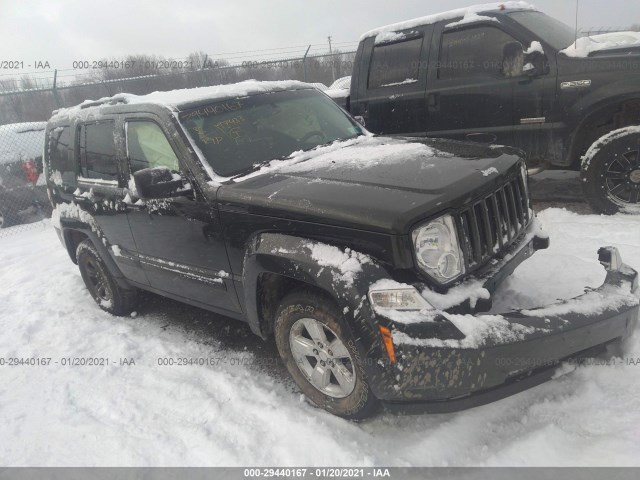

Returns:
229,153,293,180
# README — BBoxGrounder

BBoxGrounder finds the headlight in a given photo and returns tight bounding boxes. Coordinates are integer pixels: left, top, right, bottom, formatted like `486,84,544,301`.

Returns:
412,214,464,283
369,287,433,311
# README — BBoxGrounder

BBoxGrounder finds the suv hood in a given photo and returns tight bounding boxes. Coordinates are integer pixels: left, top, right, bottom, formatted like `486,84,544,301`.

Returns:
217,136,524,234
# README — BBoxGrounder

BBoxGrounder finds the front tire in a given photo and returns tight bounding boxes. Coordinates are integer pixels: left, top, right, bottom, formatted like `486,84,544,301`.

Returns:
76,239,137,316
581,127,640,214
274,290,378,419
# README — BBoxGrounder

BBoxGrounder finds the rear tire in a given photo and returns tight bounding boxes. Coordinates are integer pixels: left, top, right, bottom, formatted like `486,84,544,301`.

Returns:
274,290,378,420
581,127,640,214
76,239,137,316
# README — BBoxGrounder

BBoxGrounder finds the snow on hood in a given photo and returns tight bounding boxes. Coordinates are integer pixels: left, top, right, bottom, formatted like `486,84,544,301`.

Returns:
0,122,46,165
560,31,640,58
324,88,350,100
51,80,313,120
229,135,437,183
361,1,535,40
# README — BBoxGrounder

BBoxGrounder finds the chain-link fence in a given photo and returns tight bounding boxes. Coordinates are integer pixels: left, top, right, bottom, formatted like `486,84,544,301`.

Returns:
0,50,356,126
0,122,51,237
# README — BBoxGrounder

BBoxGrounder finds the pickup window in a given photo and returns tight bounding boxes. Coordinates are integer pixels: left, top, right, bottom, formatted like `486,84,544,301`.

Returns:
368,37,423,88
439,26,521,80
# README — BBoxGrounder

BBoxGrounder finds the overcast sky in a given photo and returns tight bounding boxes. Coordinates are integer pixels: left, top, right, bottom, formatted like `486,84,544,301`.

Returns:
1,0,639,79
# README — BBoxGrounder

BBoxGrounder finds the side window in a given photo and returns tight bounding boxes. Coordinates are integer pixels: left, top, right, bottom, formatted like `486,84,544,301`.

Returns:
439,26,522,80
78,121,118,181
126,121,180,174
368,37,423,89
48,126,75,187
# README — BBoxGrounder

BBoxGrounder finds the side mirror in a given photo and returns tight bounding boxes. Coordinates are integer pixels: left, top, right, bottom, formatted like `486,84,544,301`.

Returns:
522,62,537,76
133,167,189,199
524,50,548,77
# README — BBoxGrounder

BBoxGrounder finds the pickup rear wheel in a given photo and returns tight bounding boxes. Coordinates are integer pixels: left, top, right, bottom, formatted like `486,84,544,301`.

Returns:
76,239,137,316
581,128,640,214
274,290,378,419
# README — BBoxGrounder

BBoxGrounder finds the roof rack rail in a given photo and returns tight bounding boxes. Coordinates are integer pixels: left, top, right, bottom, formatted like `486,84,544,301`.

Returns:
80,97,128,109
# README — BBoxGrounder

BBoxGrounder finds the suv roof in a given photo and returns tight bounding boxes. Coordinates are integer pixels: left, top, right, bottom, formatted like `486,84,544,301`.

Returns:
360,1,536,40
50,80,314,122
0,122,46,164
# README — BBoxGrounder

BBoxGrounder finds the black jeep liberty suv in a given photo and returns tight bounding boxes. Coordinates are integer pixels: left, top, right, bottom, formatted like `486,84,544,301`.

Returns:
44,81,639,419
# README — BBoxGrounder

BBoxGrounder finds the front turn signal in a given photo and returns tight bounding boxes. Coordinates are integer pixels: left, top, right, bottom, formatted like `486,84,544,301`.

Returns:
378,325,396,364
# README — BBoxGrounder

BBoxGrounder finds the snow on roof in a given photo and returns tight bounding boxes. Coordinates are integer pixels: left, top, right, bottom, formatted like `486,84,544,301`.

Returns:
51,80,313,120
360,1,536,41
445,12,500,29
0,122,46,164
560,31,640,58
329,76,351,90
0,122,47,133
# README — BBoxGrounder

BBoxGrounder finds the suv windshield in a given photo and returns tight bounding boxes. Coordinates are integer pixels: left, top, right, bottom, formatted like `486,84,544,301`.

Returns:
178,88,362,177
508,11,576,50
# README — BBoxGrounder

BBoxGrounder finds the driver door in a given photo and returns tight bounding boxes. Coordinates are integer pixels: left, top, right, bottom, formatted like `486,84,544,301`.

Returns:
123,116,241,314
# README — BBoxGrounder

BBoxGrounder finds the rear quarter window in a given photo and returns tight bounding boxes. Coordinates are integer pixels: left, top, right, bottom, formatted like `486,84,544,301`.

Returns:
368,37,423,89
78,121,119,182
48,126,75,189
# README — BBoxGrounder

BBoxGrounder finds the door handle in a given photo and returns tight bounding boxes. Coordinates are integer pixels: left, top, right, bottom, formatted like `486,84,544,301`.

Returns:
72,195,92,206
465,133,498,144
124,201,147,212
427,93,440,111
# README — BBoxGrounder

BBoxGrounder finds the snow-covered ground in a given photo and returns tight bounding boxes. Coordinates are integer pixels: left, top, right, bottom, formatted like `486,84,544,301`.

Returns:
1,208,639,466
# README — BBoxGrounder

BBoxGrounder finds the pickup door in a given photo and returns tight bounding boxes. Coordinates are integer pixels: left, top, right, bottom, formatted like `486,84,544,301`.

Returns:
425,18,550,160
349,25,433,136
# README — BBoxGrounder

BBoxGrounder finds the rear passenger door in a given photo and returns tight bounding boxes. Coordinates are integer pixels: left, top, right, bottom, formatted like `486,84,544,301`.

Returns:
425,21,522,146
123,116,240,314
74,119,147,286
350,26,432,136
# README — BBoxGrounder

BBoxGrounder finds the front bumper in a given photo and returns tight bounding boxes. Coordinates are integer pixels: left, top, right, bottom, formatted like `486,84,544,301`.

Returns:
366,247,639,412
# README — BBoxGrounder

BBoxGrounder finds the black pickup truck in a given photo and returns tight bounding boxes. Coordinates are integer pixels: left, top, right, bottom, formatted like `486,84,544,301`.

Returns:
44,81,639,419
339,2,640,214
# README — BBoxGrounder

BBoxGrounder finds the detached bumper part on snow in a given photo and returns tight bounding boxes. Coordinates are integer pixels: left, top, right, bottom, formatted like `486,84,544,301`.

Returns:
370,247,639,413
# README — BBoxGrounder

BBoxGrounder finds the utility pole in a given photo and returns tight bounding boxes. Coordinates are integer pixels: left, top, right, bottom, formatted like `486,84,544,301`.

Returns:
200,54,208,87
303,44,311,82
52,69,62,108
328,35,336,83
574,0,580,49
